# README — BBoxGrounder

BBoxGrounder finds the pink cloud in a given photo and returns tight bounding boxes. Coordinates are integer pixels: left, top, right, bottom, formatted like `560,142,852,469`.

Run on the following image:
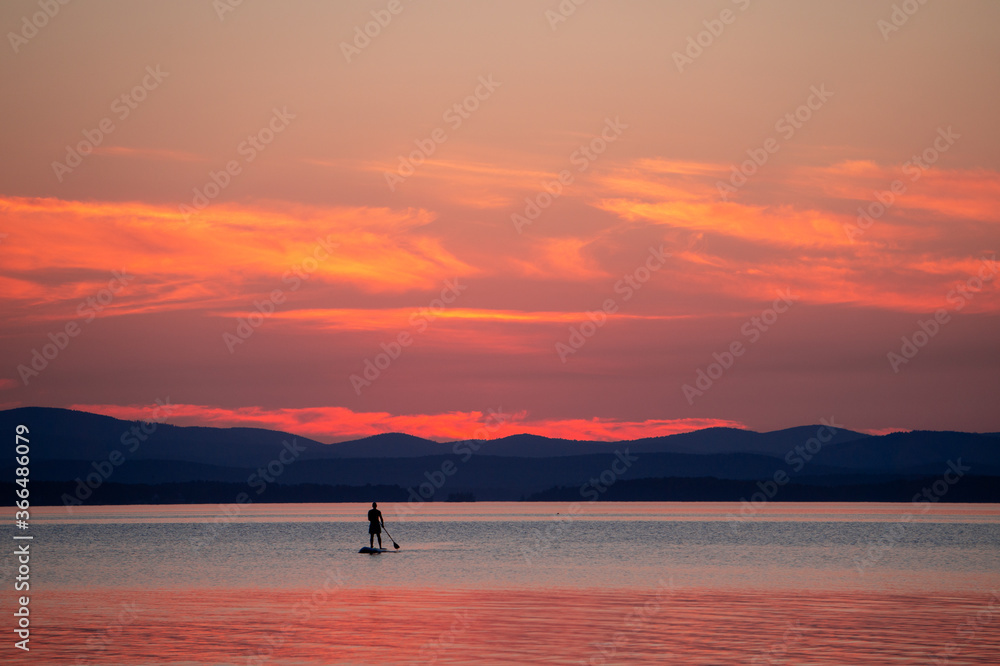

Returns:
69,402,747,444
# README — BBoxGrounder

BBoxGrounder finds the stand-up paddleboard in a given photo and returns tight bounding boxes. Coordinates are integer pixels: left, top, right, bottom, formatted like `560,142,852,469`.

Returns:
359,546,388,554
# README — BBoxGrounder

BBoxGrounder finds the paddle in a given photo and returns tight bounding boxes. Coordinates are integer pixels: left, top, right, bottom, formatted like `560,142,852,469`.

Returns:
382,525,400,550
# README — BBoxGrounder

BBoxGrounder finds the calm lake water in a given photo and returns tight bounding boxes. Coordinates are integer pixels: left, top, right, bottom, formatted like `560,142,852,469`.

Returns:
8,502,1000,664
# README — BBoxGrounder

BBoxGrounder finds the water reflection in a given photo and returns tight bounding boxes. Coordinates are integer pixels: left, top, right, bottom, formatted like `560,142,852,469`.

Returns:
14,502,1000,664
18,587,1000,665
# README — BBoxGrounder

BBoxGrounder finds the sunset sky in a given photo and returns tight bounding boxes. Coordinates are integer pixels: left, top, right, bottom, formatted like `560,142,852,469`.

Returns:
2,0,998,442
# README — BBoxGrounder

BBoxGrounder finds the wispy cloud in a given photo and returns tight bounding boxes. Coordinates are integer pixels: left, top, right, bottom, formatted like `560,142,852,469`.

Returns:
0,196,476,321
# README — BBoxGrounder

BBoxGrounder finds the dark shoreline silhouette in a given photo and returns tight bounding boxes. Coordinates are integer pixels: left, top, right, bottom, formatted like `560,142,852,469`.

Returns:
7,475,999,506
4,407,998,506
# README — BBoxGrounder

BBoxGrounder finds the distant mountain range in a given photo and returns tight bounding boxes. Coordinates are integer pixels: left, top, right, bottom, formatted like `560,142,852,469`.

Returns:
2,407,998,505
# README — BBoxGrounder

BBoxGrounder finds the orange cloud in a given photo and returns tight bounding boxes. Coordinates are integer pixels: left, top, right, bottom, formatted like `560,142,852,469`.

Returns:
860,427,912,436
610,158,1000,244
502,417,747,442
508,237,613,281
243,307,685,332
4,151,997,337
70,402,747,443
585,159,1000,313
597,197,851,247
796,161,1000,223
0,196,475,322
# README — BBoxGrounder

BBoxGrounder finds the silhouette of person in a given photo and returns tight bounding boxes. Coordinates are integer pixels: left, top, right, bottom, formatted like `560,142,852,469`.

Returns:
368,501,384,549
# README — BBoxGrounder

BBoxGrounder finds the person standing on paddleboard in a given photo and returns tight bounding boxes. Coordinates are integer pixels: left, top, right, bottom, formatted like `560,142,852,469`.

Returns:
368,501,385,549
